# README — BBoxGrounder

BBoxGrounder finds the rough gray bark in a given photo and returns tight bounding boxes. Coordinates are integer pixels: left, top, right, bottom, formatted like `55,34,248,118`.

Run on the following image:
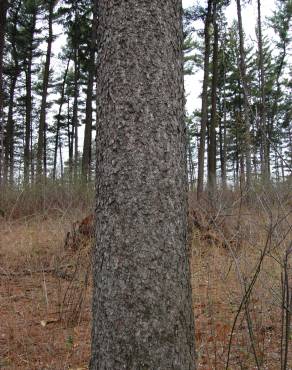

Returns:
197,0,212,200
90,1,195,369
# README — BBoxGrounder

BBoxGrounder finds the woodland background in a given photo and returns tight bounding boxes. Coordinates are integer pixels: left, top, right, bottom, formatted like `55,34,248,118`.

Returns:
0,0,290,189
0,0,291,369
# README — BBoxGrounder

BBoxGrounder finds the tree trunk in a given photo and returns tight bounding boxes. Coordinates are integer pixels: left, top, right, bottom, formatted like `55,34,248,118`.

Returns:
82,0,98,181
208,0,218,194
257,0,269,182
220,63,227,188
53,54,71,179
67,98,73,176
24,65,32,184
59,141,63,178
4,73,17,184
4,2,21,185
72,47,80,178
24,10,37,185
219,115,226,189
270,36,288,182
90,1,195,369
197,0,212,200
0,0,8,184
36,0,54,180
187,128,195,190
236,0,252,193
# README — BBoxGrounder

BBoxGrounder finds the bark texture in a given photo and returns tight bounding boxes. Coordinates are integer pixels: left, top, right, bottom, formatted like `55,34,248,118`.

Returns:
90,1,195,369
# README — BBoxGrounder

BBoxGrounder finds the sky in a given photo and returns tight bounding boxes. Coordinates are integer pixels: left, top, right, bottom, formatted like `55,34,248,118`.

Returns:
51,0,277,116
49,0,278,163
182,0,276,113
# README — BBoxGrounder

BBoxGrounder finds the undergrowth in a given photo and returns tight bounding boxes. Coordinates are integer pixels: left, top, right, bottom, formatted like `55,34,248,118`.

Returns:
0,181,291,369
0,179,94,220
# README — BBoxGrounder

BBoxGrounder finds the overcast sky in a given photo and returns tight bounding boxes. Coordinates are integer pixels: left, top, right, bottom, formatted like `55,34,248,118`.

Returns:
182,0,276,113
52,0,276,115
50,0,278,158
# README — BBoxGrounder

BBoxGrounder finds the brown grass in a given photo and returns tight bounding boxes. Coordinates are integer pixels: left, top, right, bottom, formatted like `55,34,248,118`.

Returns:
0,185,291,369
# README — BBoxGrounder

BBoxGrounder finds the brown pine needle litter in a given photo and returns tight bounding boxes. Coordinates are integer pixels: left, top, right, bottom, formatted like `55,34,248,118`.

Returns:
0,187,291,369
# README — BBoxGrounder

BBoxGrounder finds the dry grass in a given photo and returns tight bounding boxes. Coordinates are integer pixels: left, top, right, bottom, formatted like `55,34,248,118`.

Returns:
0,207,93,369
0,184,291,369
189,187,292,369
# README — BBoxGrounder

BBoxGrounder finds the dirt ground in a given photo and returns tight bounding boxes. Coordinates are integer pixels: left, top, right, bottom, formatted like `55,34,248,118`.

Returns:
0,202,291,369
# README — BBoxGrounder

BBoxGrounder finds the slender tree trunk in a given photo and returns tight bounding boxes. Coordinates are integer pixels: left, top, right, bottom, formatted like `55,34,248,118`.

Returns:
59,142,63,178
72,47,80,178
270,42,287,174
240,154,245,189
257,0,269,183
24,10,37,185
4,3,21,185
0,0,8,184
187,128,195,189
235,112,240,187
82,0,98,181
208,0,218,194
4,74,17,184
24,66,32,184
90,1,195,369
197,0,212,200
67,99,73,176
275,149,280,183
53,54,71,179
252,117,258,176
236,0,252,193
221,64,227,188
219,116,227,188
30,116,34,183
36,0,54,180
280,146,285,182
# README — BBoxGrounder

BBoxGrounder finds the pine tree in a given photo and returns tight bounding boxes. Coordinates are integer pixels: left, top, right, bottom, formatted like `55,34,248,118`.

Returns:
36,0,55,180
52,51,71,179
0,0,8,183
235,0,252,191
90,1,195,368
197,0,212,199
82,0,98,181
257,0,269,181
19,0,42,184
3,0,23,184
207,0,219,193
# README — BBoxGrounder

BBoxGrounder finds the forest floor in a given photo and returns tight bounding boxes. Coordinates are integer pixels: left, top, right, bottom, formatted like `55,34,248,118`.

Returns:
0,188,291,369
